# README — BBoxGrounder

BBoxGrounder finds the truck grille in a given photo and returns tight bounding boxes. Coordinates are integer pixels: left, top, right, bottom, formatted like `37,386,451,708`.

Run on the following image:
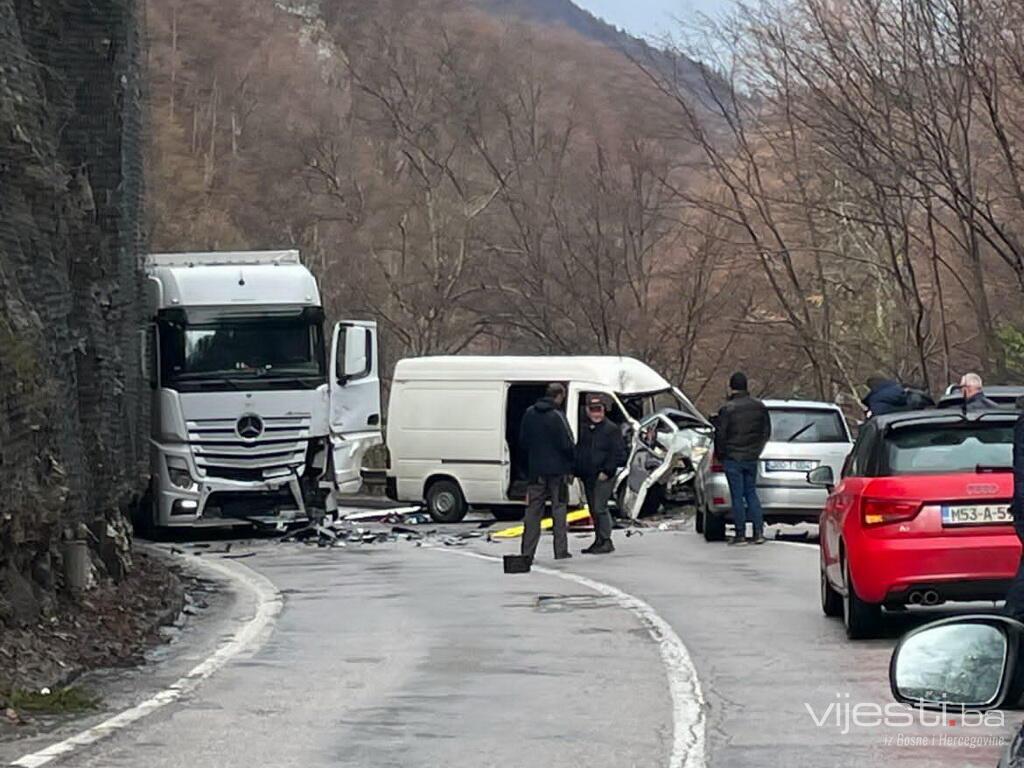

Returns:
187,414,311,481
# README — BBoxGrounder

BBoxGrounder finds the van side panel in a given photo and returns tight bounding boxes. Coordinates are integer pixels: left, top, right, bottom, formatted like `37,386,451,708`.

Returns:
388,380,506,504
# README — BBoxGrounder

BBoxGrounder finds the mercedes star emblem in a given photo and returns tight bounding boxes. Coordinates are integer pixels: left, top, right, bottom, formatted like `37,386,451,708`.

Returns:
236,414,264,440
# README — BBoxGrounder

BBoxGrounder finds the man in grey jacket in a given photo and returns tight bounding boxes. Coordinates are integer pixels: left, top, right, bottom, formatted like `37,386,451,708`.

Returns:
714,372,772,546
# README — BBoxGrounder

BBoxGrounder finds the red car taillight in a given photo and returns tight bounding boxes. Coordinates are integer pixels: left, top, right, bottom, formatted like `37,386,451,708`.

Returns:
710,452,724,473
861,498,922,527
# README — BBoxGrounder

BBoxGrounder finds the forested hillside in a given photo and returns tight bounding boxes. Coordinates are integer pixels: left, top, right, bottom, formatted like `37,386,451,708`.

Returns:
145,0,1024,406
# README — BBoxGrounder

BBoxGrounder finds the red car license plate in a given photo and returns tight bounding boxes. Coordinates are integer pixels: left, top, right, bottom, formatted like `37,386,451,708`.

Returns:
941,504,1012,526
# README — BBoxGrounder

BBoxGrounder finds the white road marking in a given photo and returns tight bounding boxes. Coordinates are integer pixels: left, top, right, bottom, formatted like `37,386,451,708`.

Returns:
10,555,282,768
771,539,820,550
438,548,706,768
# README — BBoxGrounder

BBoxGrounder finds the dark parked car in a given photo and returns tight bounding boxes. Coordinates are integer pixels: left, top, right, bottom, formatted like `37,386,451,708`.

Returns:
937,385,1024,410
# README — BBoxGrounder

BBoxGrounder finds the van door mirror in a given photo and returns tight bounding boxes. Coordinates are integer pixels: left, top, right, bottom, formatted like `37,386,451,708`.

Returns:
806,465,835,490
337,325,371,384
890,617,1017,710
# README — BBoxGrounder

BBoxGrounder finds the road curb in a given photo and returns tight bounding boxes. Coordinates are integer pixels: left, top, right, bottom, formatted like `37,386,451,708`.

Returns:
9,552,282,768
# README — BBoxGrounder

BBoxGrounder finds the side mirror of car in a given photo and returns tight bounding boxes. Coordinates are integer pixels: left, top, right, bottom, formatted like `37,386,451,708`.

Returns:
890,616,1022,711
806,465,835,491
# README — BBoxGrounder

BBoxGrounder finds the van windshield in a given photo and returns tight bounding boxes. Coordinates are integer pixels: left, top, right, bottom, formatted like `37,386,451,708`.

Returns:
620,388,705,425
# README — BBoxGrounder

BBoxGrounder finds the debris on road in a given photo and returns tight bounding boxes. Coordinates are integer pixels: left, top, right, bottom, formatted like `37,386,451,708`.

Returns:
338,506,425,523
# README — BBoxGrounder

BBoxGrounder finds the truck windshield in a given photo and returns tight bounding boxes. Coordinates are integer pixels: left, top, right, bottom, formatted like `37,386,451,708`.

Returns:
158,308,326,391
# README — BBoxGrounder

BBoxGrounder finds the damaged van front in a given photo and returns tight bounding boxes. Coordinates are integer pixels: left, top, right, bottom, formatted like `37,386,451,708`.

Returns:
616,407,713,519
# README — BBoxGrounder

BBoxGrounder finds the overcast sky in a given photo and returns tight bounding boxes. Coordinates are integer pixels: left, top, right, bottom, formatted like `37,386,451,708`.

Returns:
573,0,732,39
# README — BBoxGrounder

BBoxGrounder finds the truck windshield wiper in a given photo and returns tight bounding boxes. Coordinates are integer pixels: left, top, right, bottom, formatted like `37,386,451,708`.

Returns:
262,377,322,390
174,374,245,390
786,423,815,442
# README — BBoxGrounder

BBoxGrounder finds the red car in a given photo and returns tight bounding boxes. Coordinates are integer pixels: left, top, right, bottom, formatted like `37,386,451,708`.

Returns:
814,409,1020,639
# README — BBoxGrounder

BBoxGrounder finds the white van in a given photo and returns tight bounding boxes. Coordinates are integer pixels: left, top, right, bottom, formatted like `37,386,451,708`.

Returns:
384,356,703,522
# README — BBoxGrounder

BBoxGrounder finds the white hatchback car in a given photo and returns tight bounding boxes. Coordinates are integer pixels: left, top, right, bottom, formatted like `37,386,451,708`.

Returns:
694,400,853,541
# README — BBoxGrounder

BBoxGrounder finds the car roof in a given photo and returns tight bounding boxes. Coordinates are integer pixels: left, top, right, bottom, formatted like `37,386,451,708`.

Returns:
762,399,843,411
870,408,1019,429
938,387,1024,408
940,384,1024,396
392,355,671,394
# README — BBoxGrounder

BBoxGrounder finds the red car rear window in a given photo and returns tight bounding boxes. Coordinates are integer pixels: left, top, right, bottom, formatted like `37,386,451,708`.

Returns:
883,424,1014,475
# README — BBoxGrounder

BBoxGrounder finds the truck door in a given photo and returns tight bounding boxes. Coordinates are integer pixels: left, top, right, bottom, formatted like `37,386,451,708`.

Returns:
329,320,383,494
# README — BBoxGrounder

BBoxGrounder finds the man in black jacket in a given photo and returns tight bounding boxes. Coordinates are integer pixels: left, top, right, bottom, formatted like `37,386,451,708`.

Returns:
519,383,575,560
575,394,627,555
715,372,772,546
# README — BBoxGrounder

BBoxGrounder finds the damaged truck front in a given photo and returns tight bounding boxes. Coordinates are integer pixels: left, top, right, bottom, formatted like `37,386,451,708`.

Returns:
140,251,382,529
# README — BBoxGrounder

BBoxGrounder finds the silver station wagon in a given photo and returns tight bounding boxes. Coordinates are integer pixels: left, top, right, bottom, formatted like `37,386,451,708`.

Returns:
695,400,853,541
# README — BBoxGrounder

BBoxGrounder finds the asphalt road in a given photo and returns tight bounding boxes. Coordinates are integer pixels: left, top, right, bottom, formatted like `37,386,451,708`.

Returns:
3,521,1019,768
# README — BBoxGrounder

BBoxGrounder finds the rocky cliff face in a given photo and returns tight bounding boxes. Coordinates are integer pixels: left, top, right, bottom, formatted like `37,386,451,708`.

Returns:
0,0,147,626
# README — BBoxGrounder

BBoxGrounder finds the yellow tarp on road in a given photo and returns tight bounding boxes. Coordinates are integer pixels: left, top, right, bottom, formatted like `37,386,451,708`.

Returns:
491,508,592,539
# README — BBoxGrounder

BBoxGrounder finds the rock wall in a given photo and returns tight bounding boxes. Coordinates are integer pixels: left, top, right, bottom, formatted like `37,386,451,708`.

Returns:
0,0,147,625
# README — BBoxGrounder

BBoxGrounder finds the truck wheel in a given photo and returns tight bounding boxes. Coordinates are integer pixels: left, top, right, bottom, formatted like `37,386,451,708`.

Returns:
426,480,467,523
843,558,881,639
703,509,726,542
133,483,156,537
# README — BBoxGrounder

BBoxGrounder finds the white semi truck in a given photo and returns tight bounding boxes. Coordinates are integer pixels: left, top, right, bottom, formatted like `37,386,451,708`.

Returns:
141,250,381,528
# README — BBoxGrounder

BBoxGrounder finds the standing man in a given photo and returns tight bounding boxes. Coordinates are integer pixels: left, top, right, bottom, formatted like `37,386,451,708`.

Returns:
575,394,626,555
519,383,575,561
959,372,998,411
715,372,771,546
1005,397,1024,620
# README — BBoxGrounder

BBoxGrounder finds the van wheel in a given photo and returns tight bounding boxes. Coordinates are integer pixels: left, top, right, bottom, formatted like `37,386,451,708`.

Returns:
703,510,726,542
426,480,467,523
843,558,881,639
821,555,842,618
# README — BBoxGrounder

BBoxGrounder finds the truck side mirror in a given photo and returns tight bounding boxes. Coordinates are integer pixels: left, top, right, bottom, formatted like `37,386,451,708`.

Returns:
337,325,371,384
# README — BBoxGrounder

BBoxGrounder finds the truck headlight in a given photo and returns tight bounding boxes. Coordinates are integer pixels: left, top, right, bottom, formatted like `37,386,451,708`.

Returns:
165,457,195,490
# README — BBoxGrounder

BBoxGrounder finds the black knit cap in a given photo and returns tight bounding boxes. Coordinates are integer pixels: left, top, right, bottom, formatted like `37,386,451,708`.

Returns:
729,372,748,391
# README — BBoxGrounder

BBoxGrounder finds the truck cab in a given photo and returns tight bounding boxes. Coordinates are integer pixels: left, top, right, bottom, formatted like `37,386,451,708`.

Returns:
143,250,380,528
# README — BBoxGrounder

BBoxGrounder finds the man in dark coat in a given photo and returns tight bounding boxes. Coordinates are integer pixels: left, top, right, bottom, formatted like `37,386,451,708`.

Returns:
715,372,772,545
862,376,908,418
519,383,575,560
1005,398,1024,620
575,394,627,555
959,372,999,411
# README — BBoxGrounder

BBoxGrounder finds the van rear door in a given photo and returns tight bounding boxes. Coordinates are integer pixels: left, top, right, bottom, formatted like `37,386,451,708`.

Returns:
329,320,383,494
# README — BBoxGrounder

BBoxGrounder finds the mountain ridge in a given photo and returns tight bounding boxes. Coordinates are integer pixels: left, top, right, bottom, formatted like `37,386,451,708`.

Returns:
474,0,716,101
